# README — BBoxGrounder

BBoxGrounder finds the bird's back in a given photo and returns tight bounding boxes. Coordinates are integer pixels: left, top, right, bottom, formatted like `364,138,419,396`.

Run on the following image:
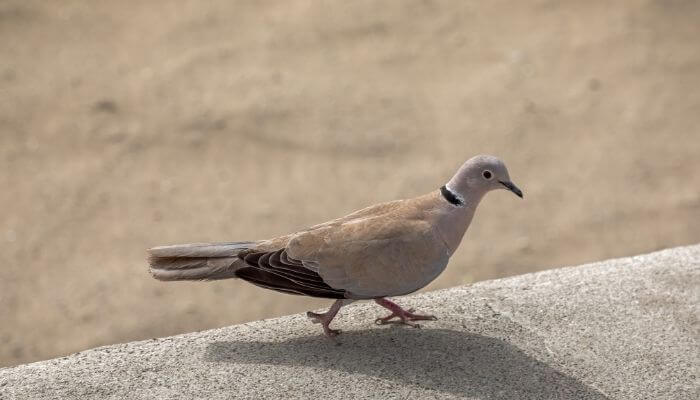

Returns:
276,191,452,298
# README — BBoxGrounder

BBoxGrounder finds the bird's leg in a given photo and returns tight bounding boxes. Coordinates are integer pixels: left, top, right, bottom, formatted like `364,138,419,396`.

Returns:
307,299,344,338
374,298,437,328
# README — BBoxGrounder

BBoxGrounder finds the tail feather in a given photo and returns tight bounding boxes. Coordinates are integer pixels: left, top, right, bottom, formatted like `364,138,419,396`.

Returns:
148,242,254,281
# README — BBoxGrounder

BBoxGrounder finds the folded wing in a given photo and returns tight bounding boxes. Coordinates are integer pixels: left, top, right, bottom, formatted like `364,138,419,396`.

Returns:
234,248,346,299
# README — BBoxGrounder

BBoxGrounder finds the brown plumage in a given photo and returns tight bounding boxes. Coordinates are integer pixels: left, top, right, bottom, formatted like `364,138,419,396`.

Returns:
148,155,523,337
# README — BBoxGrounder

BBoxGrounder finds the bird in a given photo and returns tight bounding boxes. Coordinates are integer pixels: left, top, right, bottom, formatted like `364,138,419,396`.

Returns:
148,155,523,338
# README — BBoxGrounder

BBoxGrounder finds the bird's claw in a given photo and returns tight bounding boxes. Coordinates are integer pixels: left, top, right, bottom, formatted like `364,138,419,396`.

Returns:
306,311,323,324
307,310,342,339
325,328,342,336
375,318,423,328
374,307,436,327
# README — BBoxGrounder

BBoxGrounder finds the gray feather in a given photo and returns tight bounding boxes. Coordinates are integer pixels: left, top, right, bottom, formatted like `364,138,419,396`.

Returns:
148,242,254,281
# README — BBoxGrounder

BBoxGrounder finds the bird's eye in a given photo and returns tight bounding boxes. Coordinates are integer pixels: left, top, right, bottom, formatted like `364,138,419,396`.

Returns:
482,170,492,180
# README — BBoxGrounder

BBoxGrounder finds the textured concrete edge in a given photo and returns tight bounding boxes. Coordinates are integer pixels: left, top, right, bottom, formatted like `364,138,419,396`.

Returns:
2,243,698,372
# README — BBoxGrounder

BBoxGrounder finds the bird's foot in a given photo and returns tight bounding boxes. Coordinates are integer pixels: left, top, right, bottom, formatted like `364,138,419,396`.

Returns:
306,299,345,339
374,298,437,328
307,311,342,337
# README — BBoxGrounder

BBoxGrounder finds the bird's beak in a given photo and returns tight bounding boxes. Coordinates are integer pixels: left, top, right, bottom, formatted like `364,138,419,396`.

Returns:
499,180,523,198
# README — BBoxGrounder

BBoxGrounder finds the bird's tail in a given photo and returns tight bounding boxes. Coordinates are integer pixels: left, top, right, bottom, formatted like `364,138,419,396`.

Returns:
148,242,254,281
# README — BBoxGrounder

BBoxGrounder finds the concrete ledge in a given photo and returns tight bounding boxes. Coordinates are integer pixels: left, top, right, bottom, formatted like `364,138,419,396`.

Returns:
2,245,699,399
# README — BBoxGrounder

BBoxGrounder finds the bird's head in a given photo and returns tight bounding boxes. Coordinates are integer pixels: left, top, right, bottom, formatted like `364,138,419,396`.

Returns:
446,155,523,201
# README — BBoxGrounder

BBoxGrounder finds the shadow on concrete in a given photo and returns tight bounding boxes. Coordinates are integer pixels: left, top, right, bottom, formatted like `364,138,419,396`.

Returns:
205,328,608,399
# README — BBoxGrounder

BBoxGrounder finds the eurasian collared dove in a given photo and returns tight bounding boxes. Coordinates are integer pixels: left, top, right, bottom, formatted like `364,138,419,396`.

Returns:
148,155,523,337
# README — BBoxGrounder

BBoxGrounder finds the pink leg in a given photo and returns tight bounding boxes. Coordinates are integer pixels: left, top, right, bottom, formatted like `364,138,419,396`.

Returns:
307,299,344,338
374,298,437,328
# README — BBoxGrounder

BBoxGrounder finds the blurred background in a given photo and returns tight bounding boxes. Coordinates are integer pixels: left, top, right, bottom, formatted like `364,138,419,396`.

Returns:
1,0,699,367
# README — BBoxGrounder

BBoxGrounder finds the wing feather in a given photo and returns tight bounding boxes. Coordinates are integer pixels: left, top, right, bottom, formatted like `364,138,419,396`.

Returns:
235,249,345,299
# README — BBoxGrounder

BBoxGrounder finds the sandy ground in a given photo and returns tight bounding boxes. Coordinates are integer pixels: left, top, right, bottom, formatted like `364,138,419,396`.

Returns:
1,0,699,367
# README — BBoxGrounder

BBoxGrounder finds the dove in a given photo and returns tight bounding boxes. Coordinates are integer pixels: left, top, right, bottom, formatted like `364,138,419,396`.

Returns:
148,155,523,337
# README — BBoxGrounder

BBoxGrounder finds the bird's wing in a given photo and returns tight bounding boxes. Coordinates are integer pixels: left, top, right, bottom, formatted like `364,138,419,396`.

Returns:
286,197,451,299
234,248,346,298
230,199,408,298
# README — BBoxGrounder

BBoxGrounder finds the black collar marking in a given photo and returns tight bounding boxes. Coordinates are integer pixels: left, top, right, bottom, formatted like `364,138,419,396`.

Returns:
440,185,464,206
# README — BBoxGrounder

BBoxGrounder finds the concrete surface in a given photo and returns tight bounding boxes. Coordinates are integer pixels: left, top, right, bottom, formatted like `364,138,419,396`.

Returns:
1,245,699,400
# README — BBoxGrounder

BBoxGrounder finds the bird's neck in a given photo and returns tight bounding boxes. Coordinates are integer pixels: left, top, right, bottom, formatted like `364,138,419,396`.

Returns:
432,189,485,256
445,162,475,200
